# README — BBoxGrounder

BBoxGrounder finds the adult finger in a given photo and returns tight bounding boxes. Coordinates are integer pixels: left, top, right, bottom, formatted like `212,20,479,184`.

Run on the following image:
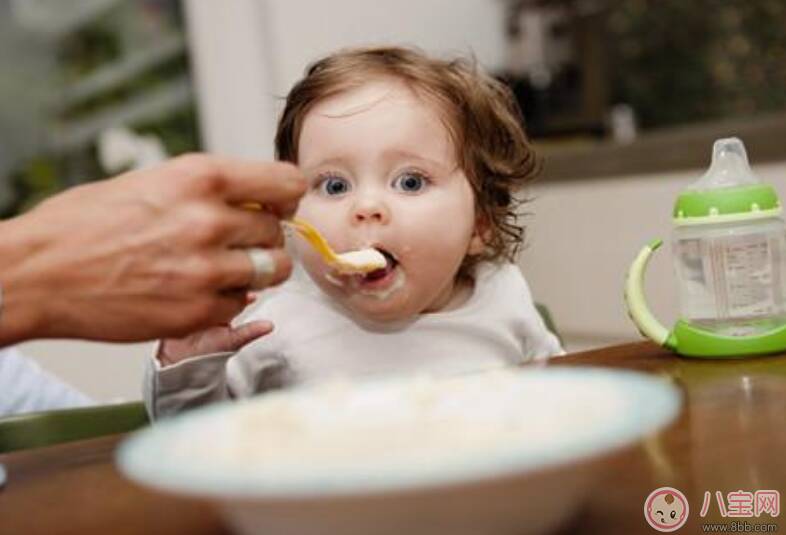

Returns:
212,248,293,290
217,207,284,248
209,293,253,325
204,157,307,210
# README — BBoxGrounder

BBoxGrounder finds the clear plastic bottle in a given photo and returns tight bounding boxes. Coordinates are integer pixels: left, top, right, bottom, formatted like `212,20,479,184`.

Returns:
672,138,786,336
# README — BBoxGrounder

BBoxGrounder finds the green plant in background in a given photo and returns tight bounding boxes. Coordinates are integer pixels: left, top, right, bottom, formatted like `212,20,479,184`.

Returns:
2,0,199,217
608,0,786,129
2,157,59,217
58,24,121,83
1,150,105,218
135,107,201,157
59,55,191,121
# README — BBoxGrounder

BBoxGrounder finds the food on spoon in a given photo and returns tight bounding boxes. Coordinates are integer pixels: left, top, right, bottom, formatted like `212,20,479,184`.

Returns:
334,248,388,274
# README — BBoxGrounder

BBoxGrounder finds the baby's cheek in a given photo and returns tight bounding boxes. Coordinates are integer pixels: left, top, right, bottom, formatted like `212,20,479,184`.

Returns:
412,206,474,243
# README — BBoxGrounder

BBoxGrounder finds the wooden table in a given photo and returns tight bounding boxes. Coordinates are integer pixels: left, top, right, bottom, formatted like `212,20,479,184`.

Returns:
1,341,785,534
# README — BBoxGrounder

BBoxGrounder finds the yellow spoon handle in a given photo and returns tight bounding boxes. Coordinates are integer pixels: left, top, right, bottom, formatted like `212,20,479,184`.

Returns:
284,218,339,264
241,204,377,271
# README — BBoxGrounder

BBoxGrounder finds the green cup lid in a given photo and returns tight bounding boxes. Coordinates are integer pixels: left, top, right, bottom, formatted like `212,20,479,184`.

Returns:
673,137,782,224
674,184,781,220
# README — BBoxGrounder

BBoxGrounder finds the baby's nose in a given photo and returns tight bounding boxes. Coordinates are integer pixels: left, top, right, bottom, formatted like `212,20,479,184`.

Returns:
351,197,390,224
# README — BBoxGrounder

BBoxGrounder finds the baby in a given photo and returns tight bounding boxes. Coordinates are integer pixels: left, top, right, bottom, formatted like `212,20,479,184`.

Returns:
145,46,563,418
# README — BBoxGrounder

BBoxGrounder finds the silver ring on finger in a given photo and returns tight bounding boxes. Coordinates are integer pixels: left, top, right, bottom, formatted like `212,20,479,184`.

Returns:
245,248,276,290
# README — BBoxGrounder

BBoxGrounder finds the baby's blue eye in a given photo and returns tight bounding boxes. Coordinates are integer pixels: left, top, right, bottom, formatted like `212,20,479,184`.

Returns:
393,172,427,193
320,176,351,196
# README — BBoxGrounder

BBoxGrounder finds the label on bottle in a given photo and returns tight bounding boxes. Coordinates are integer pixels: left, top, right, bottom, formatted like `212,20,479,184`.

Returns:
712,233,774,317
676,227,786,336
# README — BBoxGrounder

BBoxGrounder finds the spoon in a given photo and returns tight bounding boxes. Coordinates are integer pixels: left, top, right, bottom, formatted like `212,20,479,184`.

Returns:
241,203,387,274
285,218,387,275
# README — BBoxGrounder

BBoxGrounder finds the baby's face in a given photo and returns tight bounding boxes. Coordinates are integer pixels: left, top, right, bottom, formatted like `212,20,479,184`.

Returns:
647,492,686,528
295,79,483,322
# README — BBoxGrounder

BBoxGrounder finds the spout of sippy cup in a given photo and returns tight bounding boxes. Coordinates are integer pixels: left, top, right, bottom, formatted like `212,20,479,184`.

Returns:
673,137,780,224
689,137,758,190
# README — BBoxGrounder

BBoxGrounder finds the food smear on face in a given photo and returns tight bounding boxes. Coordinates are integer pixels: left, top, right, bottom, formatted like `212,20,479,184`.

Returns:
358,268,405,300
323,247,404,299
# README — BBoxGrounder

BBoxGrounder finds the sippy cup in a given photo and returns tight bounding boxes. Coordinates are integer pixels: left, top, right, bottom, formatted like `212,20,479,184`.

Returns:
625,137,786,358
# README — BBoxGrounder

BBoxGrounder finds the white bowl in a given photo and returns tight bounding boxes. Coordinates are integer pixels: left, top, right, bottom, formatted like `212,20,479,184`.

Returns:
117,367,680,535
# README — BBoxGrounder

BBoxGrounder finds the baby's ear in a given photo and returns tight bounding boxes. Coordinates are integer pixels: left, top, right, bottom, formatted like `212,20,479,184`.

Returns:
467,214,491,256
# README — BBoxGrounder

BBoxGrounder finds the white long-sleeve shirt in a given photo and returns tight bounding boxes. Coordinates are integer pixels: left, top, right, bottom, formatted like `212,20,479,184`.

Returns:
0,347,93,416
145,263,563,418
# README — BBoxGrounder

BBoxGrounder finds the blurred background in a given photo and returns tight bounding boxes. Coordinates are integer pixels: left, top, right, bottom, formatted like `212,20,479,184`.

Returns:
2,0,785,403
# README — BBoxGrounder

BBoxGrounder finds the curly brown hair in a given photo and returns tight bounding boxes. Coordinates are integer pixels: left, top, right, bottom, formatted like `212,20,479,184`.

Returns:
275,46,540,272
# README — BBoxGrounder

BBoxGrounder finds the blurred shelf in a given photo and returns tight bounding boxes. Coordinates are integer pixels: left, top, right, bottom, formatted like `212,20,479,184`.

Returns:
51,76,192,152
60,34,186,107
537,111,786,181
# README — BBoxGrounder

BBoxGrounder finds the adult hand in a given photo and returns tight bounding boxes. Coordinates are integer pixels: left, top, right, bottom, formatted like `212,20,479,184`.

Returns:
0,154,306,345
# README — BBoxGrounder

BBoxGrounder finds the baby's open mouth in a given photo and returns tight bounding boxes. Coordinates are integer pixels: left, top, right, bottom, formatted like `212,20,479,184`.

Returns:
363,248,397,282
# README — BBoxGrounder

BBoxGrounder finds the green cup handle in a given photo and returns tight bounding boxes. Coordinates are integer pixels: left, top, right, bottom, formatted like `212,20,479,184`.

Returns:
625,239,671,347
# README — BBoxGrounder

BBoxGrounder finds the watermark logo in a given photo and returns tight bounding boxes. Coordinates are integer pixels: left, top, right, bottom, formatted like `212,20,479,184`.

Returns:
644,487,690,532
700,489,780,519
